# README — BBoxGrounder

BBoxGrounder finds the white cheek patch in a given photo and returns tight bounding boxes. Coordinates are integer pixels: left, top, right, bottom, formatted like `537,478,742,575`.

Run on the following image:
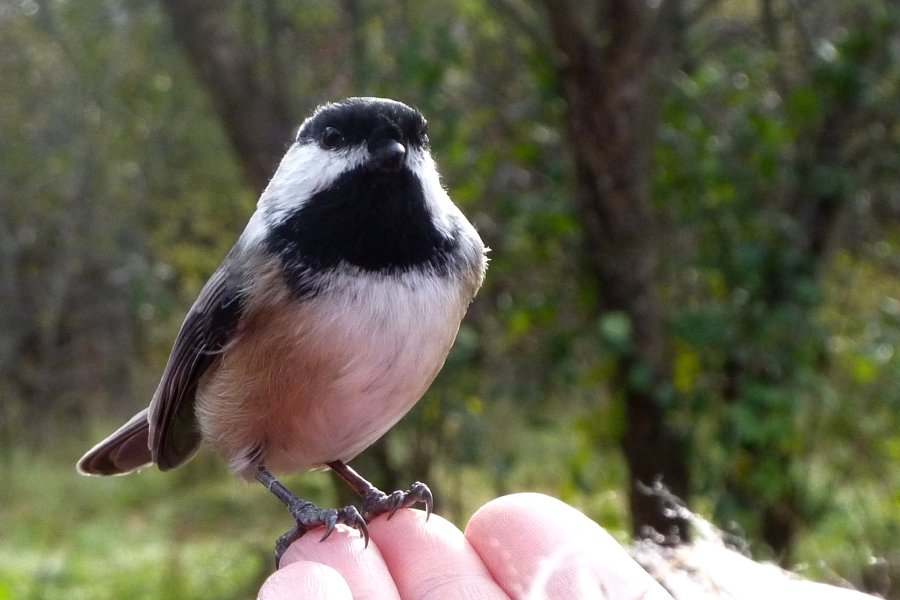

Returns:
408,149,462,236
258,143,369,225
237,210,268,250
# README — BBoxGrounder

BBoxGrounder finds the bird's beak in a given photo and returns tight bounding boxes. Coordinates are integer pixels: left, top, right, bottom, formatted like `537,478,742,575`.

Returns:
369,139,407,173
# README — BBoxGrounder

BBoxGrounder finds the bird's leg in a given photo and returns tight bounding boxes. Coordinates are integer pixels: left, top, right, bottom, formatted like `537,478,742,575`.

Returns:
255,465,369,567
326,460,433,522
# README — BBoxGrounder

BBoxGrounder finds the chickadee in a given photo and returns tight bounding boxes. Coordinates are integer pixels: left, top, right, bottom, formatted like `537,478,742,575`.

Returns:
77,97,487,564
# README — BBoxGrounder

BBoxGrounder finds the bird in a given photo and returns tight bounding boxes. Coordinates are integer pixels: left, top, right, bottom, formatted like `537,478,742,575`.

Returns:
76,97,488,565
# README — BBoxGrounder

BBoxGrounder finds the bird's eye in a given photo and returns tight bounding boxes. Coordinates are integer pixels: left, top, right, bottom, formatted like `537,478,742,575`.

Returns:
418,121,429,145
320,126,344,150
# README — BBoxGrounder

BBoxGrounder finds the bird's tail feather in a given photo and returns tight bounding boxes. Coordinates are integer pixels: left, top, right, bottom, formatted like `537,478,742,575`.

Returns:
76,408,153,476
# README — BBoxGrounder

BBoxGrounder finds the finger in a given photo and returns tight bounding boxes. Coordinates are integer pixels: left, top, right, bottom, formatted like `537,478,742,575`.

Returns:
258,561,352,600
369,508,509,600
278,526,401,599
465,493,674,600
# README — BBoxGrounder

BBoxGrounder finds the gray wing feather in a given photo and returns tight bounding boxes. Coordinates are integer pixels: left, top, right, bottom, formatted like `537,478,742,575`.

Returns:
148,265,244,470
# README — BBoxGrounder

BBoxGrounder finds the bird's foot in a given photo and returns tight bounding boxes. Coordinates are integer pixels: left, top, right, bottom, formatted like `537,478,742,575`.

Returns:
274,499,369,567
255,465,370,567
327,460,434,523
360,480,433,522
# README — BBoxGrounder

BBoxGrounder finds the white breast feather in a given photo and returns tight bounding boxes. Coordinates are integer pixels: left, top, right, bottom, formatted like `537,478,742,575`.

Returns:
196,267,474,477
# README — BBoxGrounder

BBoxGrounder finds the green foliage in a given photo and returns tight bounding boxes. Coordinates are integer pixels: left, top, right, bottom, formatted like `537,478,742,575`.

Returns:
0,0,256,438
655,1,900,578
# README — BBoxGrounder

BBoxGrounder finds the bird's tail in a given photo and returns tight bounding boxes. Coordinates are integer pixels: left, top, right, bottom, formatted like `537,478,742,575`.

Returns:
76,408,153,476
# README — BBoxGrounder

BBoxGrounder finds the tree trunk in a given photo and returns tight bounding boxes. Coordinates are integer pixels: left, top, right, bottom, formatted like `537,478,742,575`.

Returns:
544,0,690,539
159,0,294,191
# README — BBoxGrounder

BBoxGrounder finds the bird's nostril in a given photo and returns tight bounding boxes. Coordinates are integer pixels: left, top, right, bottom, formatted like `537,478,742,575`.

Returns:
372,140,406,172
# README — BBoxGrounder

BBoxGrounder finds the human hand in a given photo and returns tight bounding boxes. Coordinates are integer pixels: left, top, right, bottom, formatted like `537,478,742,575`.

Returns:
258,492,877,599
257,492,673,599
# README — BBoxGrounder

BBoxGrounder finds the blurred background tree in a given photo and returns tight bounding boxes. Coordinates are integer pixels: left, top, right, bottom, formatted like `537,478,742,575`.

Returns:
1,0,898,598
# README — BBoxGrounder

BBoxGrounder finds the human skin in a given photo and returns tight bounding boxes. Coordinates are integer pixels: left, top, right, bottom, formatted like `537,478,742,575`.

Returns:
257,493,673,599
258,492,878,600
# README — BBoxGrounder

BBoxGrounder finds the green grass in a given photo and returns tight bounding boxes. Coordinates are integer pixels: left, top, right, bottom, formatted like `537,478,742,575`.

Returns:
0,440,336,600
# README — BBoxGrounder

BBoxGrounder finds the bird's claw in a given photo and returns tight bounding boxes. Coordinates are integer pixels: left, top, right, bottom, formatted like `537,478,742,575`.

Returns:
274,525,302,568
361,481,433,522
317,505,370,545
273,501,370,567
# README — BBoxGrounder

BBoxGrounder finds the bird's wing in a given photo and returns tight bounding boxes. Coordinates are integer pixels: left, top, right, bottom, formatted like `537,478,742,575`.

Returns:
148,265,245,471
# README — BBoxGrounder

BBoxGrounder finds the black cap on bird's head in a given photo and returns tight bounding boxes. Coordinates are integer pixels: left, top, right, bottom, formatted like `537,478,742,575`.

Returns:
296,97,429,173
